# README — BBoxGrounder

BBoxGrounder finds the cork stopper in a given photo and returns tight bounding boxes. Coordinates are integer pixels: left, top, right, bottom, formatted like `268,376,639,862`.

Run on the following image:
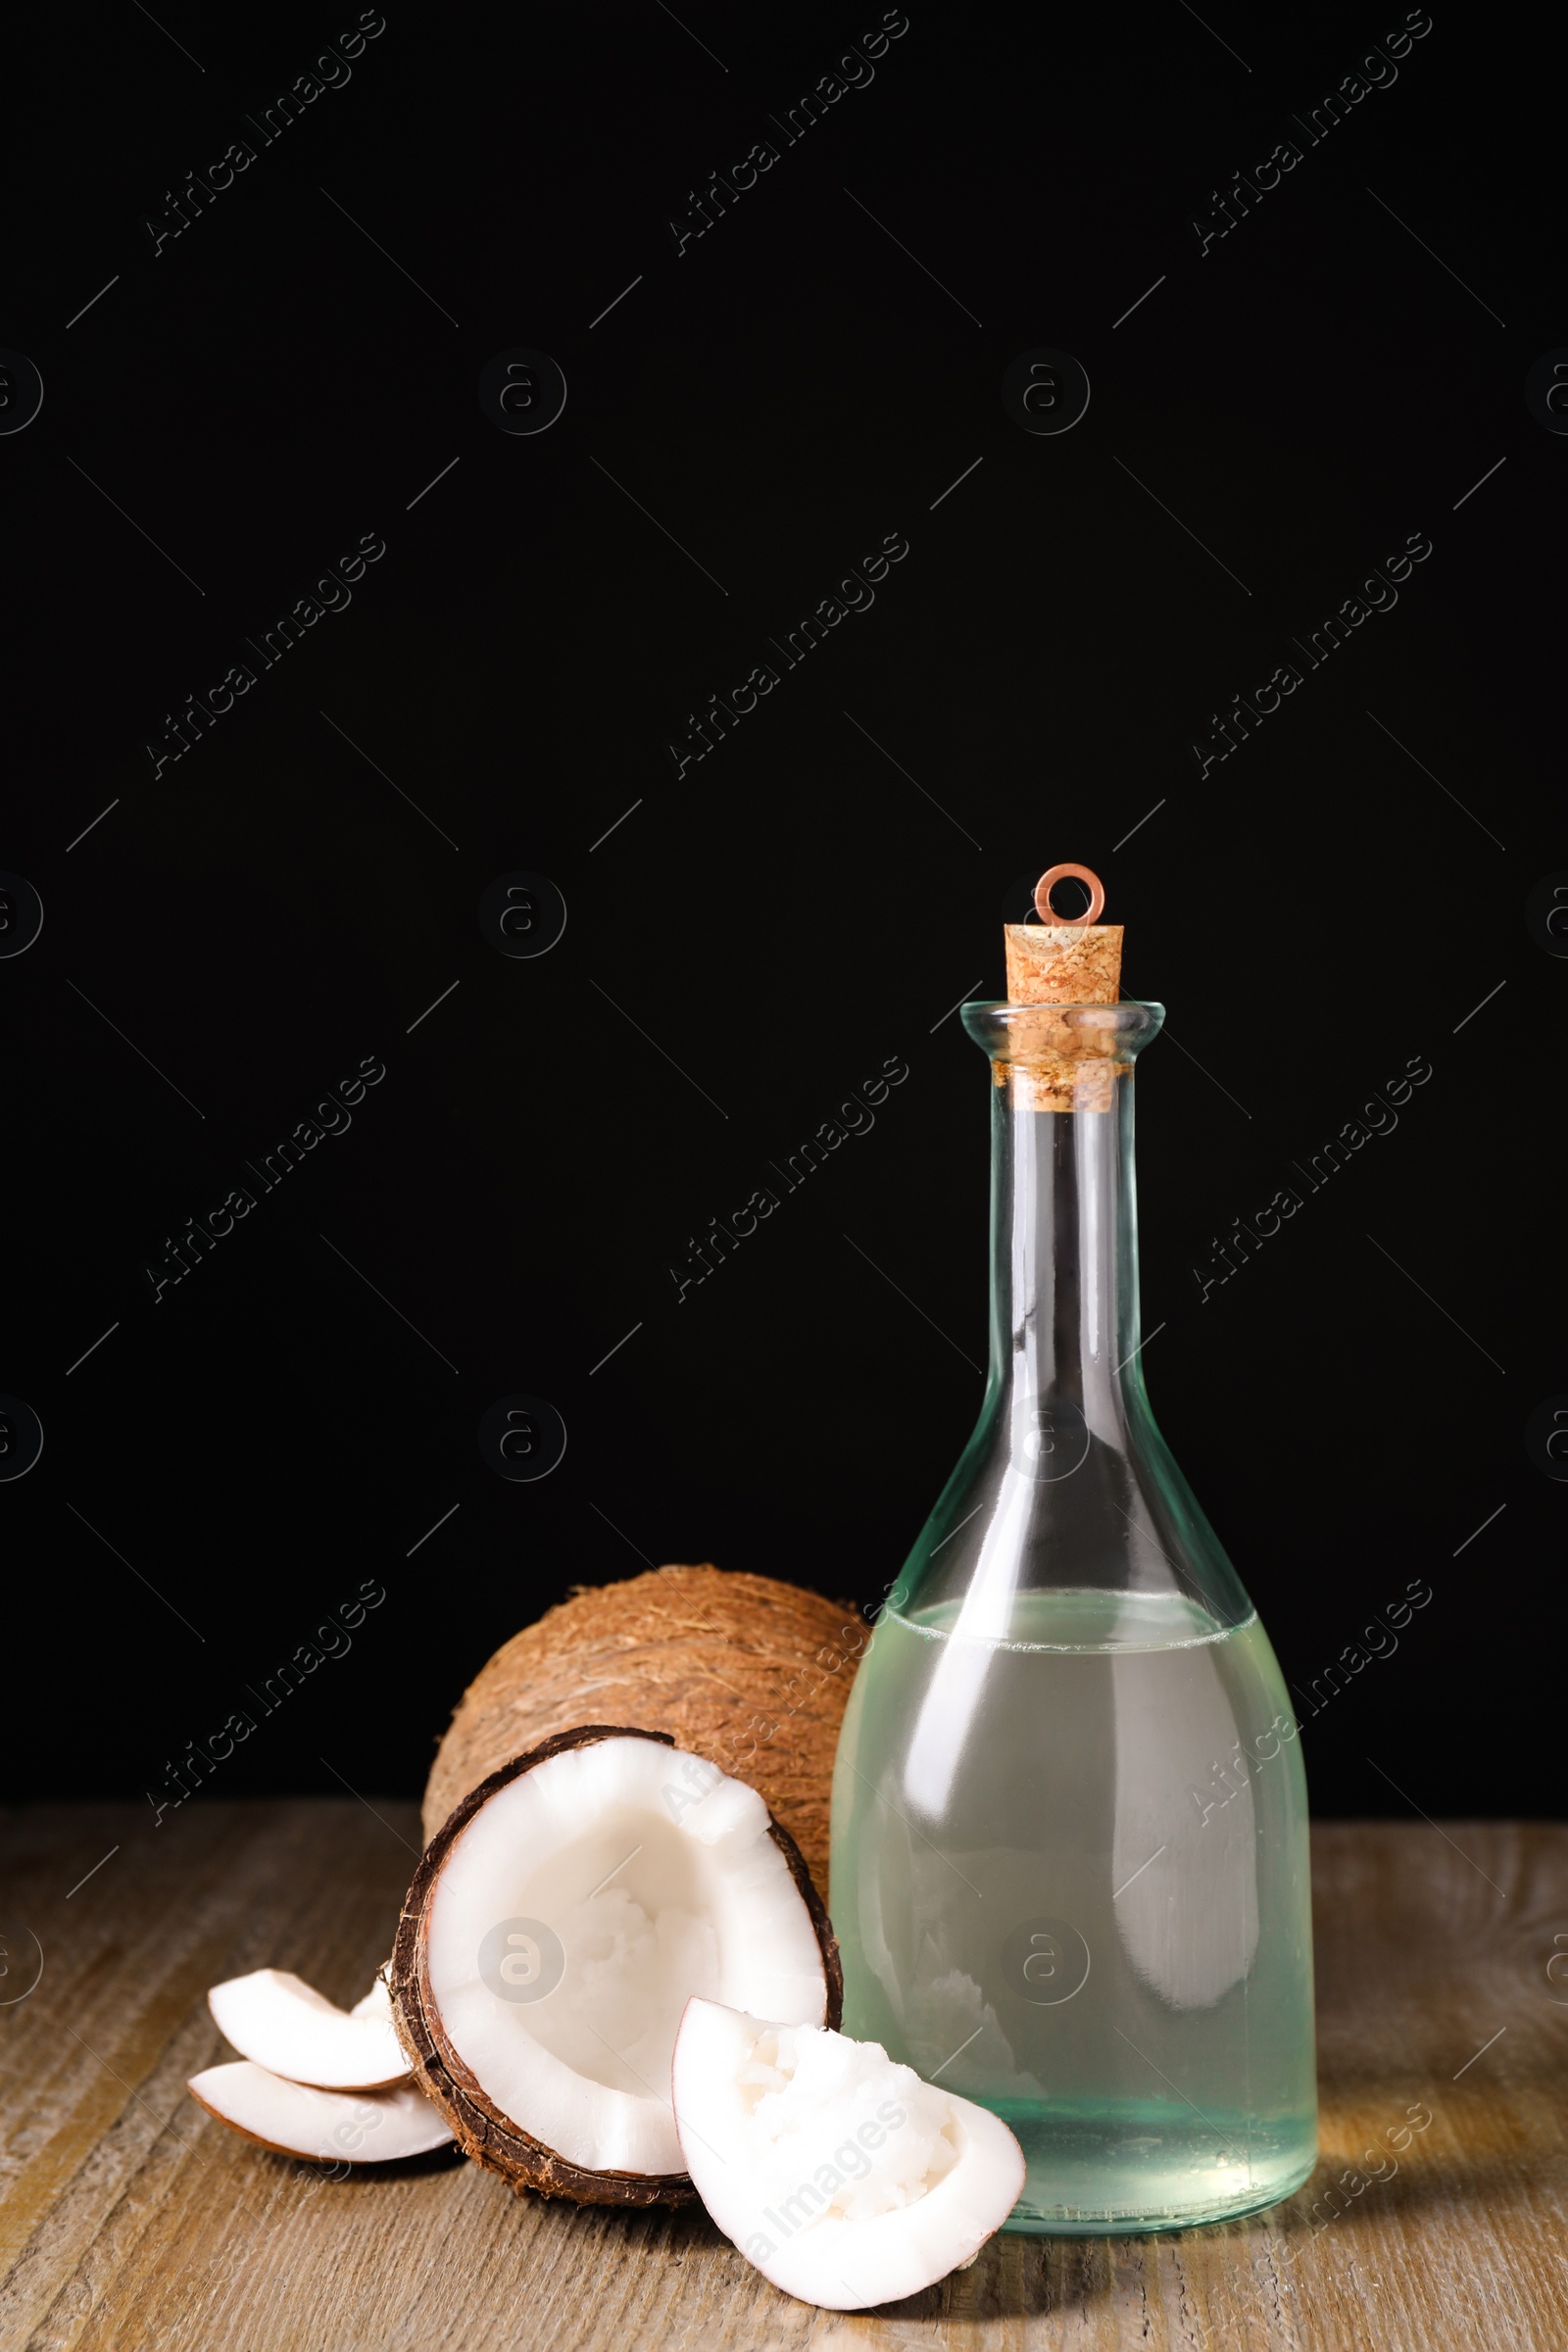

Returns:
999,863,1126,1112
1004,863,1123,1004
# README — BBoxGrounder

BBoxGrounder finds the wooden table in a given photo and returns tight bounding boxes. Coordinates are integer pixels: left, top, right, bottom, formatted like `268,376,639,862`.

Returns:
2,1804,1563,2351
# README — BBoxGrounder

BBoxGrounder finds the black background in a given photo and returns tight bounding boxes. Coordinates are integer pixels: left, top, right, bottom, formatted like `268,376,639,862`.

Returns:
4,0,1561,1823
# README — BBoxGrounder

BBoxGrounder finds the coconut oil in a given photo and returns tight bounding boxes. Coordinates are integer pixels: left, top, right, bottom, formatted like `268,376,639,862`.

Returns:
832,1587,1316,2231
828,968,1317,2232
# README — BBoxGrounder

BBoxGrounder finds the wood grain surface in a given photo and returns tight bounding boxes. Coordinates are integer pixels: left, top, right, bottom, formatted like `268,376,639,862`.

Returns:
2,1804,1563,2352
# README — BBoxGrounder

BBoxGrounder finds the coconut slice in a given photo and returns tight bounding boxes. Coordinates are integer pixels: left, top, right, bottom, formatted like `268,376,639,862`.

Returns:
188,2060,454,2163
208,1967,410,2091
392,1726,841,2206
671,1999,1025,2309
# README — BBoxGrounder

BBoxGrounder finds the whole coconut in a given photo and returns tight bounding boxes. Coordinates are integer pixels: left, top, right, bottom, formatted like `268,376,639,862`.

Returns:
422,1564,865,1892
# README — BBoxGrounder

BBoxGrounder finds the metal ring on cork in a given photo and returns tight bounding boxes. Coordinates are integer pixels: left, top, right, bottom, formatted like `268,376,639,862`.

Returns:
1033,862,1105,926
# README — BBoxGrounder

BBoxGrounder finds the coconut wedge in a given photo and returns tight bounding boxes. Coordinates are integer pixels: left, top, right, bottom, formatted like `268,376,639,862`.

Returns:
208,1967,410,2091
188,2060,454,2163
392,1726,841,2206
671,1999,1025,2309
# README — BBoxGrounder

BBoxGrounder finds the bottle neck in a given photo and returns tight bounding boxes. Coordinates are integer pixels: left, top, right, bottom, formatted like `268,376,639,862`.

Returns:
891,996,1253,1641
985,1071,1145,1469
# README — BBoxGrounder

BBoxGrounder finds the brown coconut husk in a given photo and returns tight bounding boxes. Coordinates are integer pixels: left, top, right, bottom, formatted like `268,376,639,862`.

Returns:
392,1724,843,2205
421,1565,865,1893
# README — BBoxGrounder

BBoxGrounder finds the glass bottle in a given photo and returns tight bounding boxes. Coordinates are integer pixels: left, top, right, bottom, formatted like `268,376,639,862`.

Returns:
830,947,1317,2234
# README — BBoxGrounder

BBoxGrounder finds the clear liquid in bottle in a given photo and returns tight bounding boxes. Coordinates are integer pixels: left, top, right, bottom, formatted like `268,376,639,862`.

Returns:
834,1587,1315,2230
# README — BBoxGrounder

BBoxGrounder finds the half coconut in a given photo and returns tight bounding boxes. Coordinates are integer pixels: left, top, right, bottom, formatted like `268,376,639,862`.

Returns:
391,1726,841,2205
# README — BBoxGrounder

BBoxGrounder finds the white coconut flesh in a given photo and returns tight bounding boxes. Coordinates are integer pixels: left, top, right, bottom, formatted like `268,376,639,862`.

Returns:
421,1737,831,2178
188,2060,453,2162
207,1967,410,2091
671,2000,1025,2310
